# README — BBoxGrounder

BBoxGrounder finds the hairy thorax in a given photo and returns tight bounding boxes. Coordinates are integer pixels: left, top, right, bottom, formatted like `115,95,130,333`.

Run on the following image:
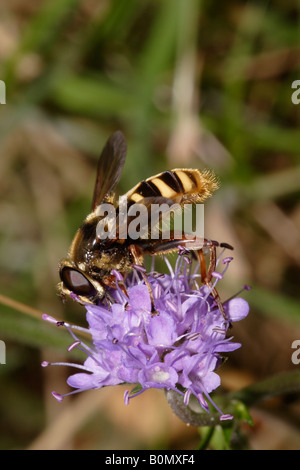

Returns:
69,217,133,278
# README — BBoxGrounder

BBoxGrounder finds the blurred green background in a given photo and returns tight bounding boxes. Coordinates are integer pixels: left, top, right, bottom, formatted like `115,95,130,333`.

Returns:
0,0,300,450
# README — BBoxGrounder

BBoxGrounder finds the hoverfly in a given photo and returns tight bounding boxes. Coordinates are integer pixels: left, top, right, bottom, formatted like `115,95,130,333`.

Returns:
59,131,228,316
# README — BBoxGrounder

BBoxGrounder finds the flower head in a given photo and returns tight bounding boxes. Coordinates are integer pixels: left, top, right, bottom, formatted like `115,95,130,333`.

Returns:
43,246,249,418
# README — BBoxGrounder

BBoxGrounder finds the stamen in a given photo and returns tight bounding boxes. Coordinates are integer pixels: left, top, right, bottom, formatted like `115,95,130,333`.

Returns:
215,241,233,268
42,314,59,324
125,387,145,401
52,391,63,402
197,393,209,412
46,361,93,371
166,299,177,313
243,284,251,291
185,332,203,341
220,414,234,421
221,259,232,277
150,255,155,273
52,388,93,401
131,268,141,284
132,264,146,273
153,283,162,299
65,323,91,334
182,260,191,292
184,389,191,405
111,269,124,282
163,255,174,277
68,341,81,352
201,388,224,416
212,271,223,280
124,389,130,405
178,245,190,256
212,326,226,334
224,284,252,302
222,256,233,265
151,272,165,279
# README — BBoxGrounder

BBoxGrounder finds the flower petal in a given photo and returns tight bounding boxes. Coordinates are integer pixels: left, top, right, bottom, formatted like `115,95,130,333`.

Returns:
146,312,177,347
224,297,249,322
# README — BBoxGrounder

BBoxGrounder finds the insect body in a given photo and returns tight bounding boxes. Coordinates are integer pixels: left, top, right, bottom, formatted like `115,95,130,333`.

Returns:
59,131,225,314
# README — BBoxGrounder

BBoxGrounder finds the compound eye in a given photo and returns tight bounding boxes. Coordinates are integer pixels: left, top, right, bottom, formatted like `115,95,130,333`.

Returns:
60,267,97,298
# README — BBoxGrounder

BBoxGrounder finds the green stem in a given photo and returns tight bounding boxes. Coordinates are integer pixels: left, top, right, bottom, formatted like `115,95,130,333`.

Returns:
229,370,300,407
196,426,215,450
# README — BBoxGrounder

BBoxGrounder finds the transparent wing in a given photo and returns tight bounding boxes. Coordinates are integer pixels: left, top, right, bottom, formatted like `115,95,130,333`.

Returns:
92,131,127,210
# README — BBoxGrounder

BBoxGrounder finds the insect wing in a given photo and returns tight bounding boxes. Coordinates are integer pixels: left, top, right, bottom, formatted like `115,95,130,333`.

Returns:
92,131,127,210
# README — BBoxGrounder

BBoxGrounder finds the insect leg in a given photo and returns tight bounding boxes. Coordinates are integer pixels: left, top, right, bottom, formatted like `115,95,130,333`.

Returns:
198,239,218,283
197,239,232,322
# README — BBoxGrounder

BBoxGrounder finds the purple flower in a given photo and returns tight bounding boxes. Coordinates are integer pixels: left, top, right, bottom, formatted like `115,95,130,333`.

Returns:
43,246,249,419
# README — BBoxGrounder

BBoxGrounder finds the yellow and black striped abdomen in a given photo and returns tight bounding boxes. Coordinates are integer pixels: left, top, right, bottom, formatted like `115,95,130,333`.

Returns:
125,168,219,205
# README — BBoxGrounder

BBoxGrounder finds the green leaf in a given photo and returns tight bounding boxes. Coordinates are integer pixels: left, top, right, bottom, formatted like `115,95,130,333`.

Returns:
231,400,254,426
20,0,82,54
249,285,300,324
230,371,300,407
129,383,143,395
50,73,134,117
